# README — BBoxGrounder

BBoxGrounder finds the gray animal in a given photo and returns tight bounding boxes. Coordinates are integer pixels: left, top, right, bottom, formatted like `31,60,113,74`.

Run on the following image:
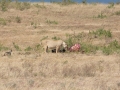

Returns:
4,49,12,56
41,39,67,53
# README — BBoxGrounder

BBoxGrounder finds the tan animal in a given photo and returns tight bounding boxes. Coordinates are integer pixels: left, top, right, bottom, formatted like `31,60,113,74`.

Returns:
41,39,67,53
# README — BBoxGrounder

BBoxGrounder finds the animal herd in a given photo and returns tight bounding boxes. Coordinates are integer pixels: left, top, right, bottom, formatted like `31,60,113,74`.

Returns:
3,39,81,56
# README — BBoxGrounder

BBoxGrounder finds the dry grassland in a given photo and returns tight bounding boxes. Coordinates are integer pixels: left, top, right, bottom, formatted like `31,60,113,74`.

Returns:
0,2,120,90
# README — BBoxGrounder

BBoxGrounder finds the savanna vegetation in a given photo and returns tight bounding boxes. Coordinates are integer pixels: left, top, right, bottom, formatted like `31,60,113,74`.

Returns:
0,0,120,90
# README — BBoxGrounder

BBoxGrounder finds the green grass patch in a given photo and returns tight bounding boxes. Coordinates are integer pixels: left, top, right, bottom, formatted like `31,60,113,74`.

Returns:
0,44,9,51
52,36,60,40
46,20,58,25
24,46,33,51
81,43,99,54
89,28,112,38
13,42,21,51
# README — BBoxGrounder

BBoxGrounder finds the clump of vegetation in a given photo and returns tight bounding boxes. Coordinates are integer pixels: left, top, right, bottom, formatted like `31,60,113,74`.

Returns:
34,4,46,9
0,0,11,11
13,42,21,51
56,0,76,5
0,44,9,51
116,2,120,4
114,11,120,16
96,13,107,19
107,2,114,8
15,1,31,11
81,43,99,54
46,20,58,25
24,46,33,51
0,18,7,25
65,29,120,55
34,44,43,52
102,40,120,55
89,28,112,38
82,0,87,4
52,36,60,40
65,34,74,47
0,0,31,11
15,16,21,23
